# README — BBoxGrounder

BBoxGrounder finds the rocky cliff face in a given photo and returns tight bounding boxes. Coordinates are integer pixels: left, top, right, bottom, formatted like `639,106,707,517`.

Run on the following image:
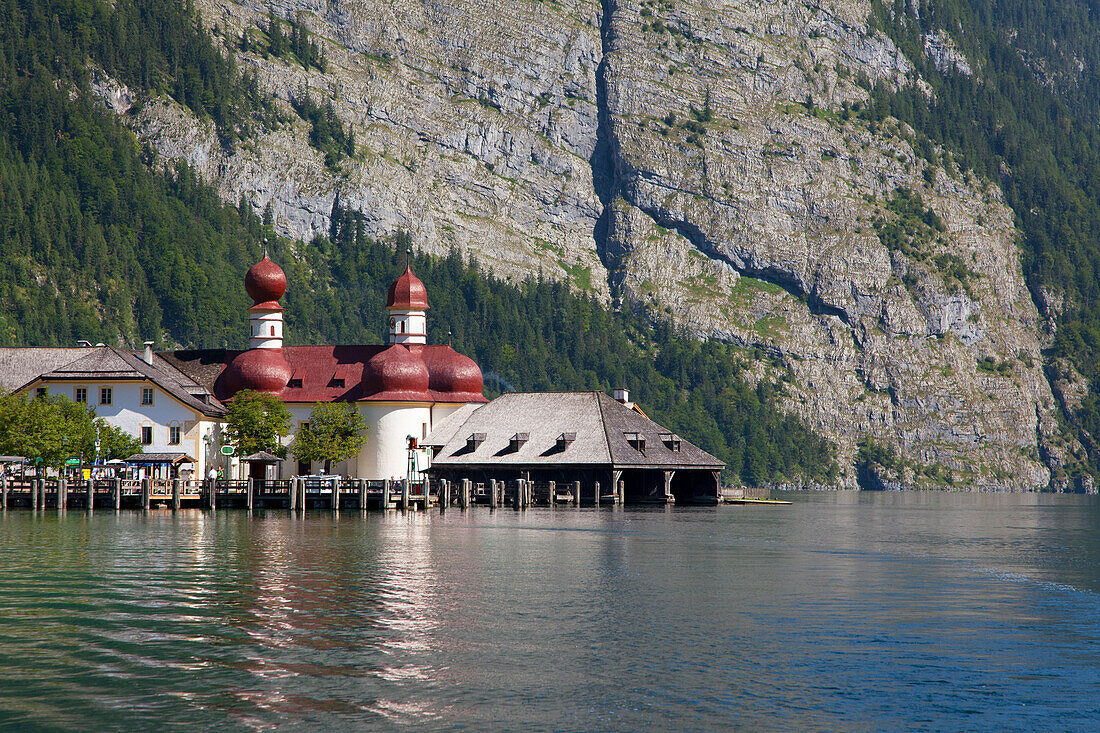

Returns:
105,0,1075,489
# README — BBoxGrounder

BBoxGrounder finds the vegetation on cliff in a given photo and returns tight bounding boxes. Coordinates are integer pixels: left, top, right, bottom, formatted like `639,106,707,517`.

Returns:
0,0,836,486
868,0,1100,483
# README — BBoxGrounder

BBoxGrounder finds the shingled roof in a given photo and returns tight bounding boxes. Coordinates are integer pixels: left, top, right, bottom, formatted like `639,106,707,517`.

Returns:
0,348,96,392
426,391,724,470
16,346,225,417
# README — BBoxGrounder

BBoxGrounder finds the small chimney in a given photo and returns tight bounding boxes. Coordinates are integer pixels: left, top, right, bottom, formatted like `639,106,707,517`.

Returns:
142,341,154,365
613,387,630,404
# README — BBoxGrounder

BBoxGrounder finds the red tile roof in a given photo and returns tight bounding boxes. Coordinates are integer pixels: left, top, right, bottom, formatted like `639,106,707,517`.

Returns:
166,344,486,404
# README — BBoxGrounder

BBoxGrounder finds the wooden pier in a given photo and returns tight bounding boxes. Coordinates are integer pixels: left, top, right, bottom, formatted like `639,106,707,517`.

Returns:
0,475,690,512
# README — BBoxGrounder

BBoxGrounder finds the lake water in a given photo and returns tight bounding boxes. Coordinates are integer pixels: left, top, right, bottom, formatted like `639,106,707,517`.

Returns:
0,492,1098,731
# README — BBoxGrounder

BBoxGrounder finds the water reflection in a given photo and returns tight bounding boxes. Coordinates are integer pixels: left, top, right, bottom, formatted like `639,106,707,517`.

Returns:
0,496,1097,730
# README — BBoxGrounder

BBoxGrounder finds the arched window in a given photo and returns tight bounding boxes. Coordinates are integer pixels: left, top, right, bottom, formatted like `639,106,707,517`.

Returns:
271,325,276,336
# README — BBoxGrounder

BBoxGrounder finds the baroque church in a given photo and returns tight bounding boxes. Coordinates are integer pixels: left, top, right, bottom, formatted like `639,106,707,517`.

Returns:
1,255,487,481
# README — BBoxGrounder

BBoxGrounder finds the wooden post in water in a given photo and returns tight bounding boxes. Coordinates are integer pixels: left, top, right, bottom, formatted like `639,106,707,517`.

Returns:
1,476,7,510
86,478,93,510
172,479,181,511
112,479,121,510
593,481,601,508
460,479,470,509
441,480,450,512
573,480,581,506
58,478,67,510
381,479,390,509
331,477,340,513
288,477,297,512
246,477,254,512
488,479,497,509
547,480,556,508
31,478,39,510
401,479,410,511
141,477,151,510
357,479,366,510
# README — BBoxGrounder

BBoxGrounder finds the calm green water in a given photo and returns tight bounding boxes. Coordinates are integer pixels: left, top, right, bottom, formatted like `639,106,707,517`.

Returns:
0,492,1098,731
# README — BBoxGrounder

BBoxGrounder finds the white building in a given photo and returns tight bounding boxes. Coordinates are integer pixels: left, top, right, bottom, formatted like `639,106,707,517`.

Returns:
1,257,487,481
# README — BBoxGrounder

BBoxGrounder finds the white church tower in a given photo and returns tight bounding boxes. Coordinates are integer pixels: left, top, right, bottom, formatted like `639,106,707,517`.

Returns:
386,264,429,345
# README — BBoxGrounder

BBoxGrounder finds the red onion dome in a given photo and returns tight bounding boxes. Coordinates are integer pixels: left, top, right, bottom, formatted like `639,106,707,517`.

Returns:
386,266,429,310
221,348,292,395
245,255,287,304
362,344,431,399
425,346,484,398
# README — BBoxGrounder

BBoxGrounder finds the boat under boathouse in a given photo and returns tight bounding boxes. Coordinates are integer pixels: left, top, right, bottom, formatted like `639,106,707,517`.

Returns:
425,390,724,505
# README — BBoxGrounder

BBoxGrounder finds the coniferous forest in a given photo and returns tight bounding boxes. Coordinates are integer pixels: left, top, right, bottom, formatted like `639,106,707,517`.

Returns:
6,0,1100,484
0,0,837,485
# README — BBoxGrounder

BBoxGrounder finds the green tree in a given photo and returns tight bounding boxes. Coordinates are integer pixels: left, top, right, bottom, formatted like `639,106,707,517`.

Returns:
224,390,291,457
0,392,139,472
290,402,368,474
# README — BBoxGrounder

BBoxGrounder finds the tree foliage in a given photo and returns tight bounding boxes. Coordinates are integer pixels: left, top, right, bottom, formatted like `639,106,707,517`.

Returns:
0,391,140,471
223,390,291,458
290,402,368,473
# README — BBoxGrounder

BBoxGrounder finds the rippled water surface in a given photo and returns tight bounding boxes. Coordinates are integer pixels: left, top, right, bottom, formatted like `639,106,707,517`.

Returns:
1,492,1099,731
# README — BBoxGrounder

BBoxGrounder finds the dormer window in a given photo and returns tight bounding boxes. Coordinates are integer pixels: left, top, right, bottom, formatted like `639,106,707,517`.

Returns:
332,378,345,388
556,432,576,450
509,433,529,450
288,378,303,388
660,432,681,452
466,433,486,451
624,432,646,452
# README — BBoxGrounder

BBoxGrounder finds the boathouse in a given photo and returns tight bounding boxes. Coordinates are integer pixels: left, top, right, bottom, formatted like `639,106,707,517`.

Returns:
425,390,724,504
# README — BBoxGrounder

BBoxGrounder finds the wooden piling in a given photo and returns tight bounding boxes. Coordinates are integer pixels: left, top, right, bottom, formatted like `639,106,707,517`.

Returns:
382,479,391,509
141,477,151,510
460,479,470,509
172,479,181,511
31,478,39,510
246,477,254,512
548,480,556,507
441,480,450,512
488,479,497,509
573,480,581,506
331,477,340,513
86,478,93,510
112,479,121,510
593,481,601,507
401,479,410,511
58,478,67,510
357,479,366,510
1,476,7,510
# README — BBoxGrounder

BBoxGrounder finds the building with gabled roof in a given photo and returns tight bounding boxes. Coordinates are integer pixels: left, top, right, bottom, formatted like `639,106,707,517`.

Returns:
4,343,226,476
425,390,724,504
2,255,488,481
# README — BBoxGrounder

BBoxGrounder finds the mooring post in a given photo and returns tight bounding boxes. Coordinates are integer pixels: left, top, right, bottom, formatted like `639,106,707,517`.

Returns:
58,478,67,510
1,475,7,510
401,479,410,511
441,480,450,512
357,479,366,510
380,479,389,509
288,478,297,512
172,479,181,511
593,481,601,508
141,477,151,510
86,478,93,510
487,479,497,509
331,477,340,513
573,480,581,506
112,479,121,510
245,477,254,512
459,479,469,509
31,478,39,510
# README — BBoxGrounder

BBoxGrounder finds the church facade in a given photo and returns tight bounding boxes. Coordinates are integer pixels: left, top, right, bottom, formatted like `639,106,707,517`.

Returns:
3,256,487,481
